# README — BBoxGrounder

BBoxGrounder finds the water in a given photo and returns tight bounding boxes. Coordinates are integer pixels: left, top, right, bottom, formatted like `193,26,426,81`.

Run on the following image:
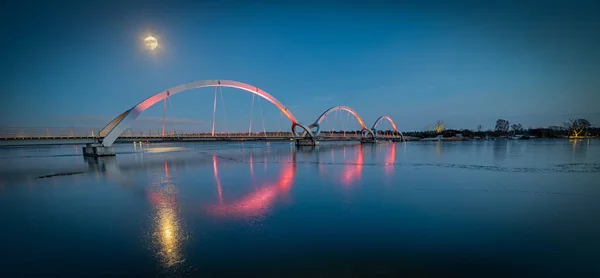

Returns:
1,140,599,277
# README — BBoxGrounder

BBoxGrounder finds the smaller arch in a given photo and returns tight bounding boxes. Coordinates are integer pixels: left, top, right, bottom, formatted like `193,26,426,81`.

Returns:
372,116,404,141
309,106,373,138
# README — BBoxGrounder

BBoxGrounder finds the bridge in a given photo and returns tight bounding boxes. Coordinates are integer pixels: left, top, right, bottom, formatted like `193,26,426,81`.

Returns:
0,79,407,155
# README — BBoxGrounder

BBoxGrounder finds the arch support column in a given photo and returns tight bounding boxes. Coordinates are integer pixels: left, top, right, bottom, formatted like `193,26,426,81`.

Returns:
292,123,319,146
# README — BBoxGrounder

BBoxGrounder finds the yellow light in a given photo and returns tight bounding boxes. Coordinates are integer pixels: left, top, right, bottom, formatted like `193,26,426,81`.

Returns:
145,36,158,50
154,205,182,267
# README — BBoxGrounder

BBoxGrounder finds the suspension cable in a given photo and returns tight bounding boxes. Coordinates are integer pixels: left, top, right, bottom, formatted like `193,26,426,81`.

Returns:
212,87,217,136
167,96,175,136
324,115,330,136
248,94,255,136
341,111,345,137
345,111,350,137
162,98,166,137
219,87,229,133
333,109,339,136
257,97,267,136
277,111,283,136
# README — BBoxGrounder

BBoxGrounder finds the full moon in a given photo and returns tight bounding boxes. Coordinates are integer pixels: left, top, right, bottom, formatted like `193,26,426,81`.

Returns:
144,36,158,50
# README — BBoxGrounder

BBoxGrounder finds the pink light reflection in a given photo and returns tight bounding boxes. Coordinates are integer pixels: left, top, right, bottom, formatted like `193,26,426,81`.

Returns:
212,155,223,204
207,164,295,218
341,145,364,186
385,143,396,176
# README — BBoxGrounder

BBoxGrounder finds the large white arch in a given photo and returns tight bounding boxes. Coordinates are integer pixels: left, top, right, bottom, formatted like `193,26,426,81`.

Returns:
306,106,374,138
372,115,404,141
99,80,304,146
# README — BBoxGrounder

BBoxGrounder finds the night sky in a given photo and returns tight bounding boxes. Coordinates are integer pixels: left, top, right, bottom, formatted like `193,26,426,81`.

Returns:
2,0,599,132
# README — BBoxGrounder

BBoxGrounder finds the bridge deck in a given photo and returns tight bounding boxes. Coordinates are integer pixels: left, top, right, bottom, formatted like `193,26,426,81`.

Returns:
0,135,409,146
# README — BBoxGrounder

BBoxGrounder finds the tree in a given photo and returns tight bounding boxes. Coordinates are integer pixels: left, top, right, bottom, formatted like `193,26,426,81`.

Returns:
564,118,591,137
511,123,523,135
435,120,446,134
495,119,509,133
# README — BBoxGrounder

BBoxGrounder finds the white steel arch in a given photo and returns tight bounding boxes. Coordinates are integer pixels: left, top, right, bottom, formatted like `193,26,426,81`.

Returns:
99,80,305,146
372,115,404,141
307,106,374,138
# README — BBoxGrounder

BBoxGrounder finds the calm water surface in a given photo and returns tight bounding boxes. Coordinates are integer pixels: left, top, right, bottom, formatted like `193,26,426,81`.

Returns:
1,140,599,277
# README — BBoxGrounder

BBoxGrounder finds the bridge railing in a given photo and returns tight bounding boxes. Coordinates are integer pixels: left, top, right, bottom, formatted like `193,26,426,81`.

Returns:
121,132,294,138
0,127,296,139
0,127,100,138
318,132,363,137
0,127,403,140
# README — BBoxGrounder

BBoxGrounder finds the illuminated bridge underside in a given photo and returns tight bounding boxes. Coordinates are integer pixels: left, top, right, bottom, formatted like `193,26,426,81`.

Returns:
307,106,374,138
99,80,311,146
372,115,404,141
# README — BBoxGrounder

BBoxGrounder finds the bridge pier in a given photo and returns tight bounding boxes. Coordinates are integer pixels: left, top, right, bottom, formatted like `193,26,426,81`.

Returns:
82,143,116,157
295,138,319,146
360,138,377,144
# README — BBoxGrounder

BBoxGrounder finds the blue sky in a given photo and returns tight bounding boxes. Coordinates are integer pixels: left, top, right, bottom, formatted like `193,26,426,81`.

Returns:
2,0,599,132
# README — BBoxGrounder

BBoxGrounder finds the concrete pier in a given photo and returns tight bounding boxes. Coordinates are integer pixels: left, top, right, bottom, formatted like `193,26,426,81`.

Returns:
295,138,319,147
360,138,377,144
82,143,116,157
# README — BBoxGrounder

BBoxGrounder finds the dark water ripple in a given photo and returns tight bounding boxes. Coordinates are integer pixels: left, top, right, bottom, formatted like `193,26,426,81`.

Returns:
406,162,600,173
223,157,600,174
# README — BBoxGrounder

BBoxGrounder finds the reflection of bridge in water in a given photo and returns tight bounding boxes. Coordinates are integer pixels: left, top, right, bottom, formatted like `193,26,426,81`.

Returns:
79,142,399,269
341,144,364,186
208,153,297,218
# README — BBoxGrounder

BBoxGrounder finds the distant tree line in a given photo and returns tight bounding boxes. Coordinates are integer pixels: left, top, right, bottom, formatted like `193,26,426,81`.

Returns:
401,118,597,139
